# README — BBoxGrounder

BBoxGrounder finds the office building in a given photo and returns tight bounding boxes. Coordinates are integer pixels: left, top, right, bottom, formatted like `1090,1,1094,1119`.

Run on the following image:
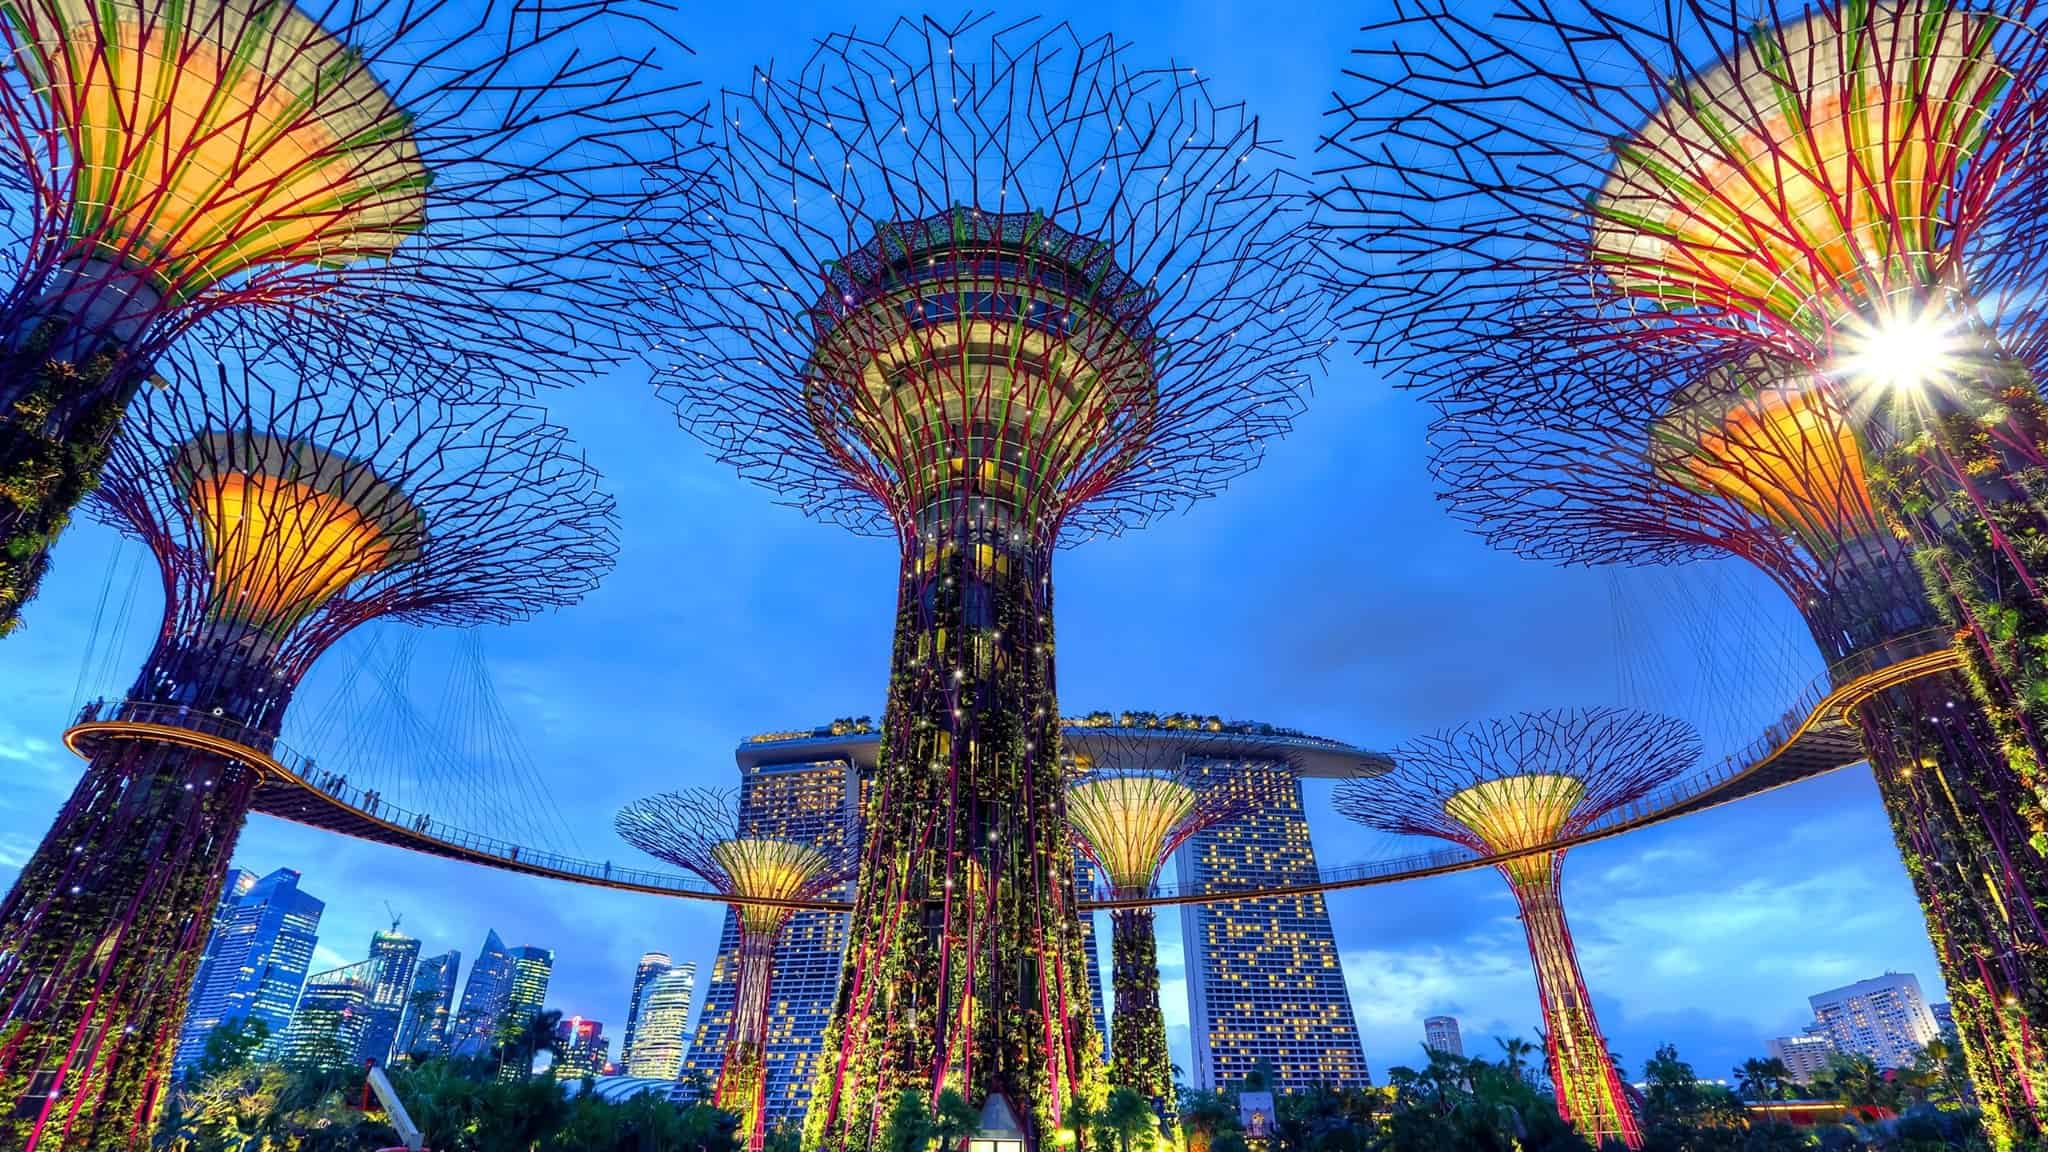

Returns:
508,946,554,1027
1424,1016,1464,1058
278,960,378,1071
1809,973,1940,1069
175,868,324,1069
628,965,697,1079
450,930,517,1058
621,951,672,1070
1178,757,1372,1090
555,1016,610,1080
1769,1034,1836,1084
359,928,421,1066
395,951,462,1061
686,752,861,1128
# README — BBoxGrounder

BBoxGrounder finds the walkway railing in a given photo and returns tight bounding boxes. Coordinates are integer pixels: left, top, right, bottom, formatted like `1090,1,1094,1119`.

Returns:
61,628,1955,912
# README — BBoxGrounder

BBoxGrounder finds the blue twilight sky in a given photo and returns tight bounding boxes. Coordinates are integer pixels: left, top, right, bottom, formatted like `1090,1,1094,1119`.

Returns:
0,0,1948,1089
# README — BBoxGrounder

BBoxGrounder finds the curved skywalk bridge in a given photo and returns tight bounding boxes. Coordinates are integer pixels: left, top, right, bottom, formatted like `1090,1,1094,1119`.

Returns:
61,628,1959,912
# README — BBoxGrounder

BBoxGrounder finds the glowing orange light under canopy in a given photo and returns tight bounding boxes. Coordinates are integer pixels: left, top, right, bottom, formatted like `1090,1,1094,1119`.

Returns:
178,433,421,633
1650,368,1881,557
711,837,839,935
1590,1,1999,336
7,0,428,297
1066,773,1200,895
1444,773,1587,855
805,212,1159,528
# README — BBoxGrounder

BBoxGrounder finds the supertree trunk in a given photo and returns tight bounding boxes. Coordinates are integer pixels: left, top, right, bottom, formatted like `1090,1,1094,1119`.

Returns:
1805,548,2048,1143
1108,908,1175,1126
1503,856,1641,1150
722,929,777,1152
809,525,1094,1149
0,269,165,633
0,738,258,1151
1854,681,2048,1146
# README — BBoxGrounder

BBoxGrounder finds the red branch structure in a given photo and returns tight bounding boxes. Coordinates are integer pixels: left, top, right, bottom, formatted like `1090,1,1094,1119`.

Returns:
1318,1,2048,1138
638,14,1335,1147
0,0,685,630
1064,730,1250,1124
616,789,855,1152
1337,709,1700,1149
0,371,615,1148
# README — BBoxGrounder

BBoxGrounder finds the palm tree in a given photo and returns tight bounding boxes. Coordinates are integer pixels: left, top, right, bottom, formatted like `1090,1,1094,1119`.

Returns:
1103,1087,1159,1152
1734,1057,1792,1104
1495,1036,1538,1085
494,1009,564,1082
932,1088,979,1151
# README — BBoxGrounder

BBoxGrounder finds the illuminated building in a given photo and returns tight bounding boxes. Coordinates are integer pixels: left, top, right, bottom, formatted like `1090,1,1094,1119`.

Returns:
618,790,854,1152
508,946,555,1027
1809,973,1940,1071
1178,760,1371,1093
278,960,379,1072
646,13,1338,1142
176,868,323,1070
1769,1034,1835,1085
1337,709,1701,1148
450,930,513,1058
621,951,672,1070
395,950,462,1061
1424,1017,1463,1059
629,965,698,1080
555,1017,611,1081
361,928,421,1066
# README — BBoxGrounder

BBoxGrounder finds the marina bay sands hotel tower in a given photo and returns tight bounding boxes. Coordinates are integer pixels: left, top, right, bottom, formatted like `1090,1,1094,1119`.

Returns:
691,717,1382,1127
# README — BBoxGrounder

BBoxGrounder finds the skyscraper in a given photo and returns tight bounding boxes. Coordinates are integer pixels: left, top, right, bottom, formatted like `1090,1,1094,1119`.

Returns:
507,946,554,1028
554,1017,610,1080
621,951,672,1071
1424,1016,1464,1059
360,928,422,1066
685,753,859,1128
1809,973,1941,1070
395,951,462,1061
175,868,324,1069
1178,759,1372,1091
450,930,517,1058
1769,1034,1836,1084
628,965,697,1079
278,960,379,1072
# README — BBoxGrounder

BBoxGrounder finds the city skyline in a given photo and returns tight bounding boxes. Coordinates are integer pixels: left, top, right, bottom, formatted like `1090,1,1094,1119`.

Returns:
0,0,1952,1108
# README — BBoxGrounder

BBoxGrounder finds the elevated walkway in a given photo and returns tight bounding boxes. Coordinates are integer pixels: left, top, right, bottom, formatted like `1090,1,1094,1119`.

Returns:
61,628,1960,911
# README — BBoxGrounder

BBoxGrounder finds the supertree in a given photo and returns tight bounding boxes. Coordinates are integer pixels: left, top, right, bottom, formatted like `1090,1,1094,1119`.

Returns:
0,370,614,1149
1063,730,1248,1125
639,14,1336,1146
615,789,856,1152
1336,709,1699,1148
1318,0,2048,1137
0,0,680,632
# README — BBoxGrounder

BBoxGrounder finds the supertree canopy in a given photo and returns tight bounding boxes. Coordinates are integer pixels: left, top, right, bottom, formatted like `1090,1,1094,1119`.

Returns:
1337,709,1700,1149
0,0,681,633
616,789,854,1152
641,13,1335,1146
1065,731,1246,1125
1320,0,2048,1139
0,372,614,1149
